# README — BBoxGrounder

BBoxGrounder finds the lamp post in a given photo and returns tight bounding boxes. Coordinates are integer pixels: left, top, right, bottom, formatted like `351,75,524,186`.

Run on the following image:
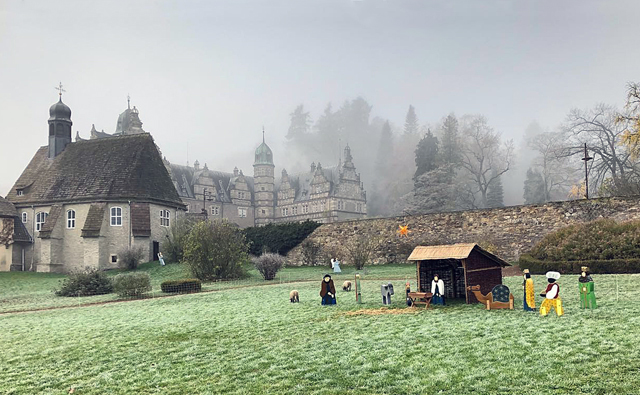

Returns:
581,143,593,199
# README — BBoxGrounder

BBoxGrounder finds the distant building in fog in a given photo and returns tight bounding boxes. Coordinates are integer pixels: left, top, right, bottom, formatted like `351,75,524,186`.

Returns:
82,100,368,228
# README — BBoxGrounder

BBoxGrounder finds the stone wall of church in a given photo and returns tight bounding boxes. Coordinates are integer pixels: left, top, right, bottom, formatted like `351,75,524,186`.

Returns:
286,197,640,266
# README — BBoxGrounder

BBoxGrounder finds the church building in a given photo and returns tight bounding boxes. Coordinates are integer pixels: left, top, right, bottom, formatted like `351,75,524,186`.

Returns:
5,93,185,273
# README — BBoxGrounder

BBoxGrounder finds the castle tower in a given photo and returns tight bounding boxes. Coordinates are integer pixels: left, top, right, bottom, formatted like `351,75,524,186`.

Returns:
48,85,72,158
253,131,275,225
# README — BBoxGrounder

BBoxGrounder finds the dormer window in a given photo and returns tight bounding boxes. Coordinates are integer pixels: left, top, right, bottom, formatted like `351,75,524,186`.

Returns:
17,189,23,196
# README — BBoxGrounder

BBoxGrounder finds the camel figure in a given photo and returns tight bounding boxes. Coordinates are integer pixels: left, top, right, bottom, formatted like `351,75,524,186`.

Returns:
467,284,514,310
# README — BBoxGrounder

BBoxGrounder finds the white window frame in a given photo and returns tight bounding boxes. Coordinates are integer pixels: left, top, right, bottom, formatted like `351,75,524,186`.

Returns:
211,206,219,216
238,191,246,199
110,207,122,226
238,207,247,218
17,190,23,196
338,201,344,210
21,212,27,223
35,212,48,231
292,206,298,215
302,204,308,214
160,209,170,227
66,209,76,229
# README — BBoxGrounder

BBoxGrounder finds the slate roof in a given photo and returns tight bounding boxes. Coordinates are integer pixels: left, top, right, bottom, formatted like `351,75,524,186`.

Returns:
39,204,62,239
12,219,32,243
131,203,151,237
81,203,106,238
169,164,256,204
7,134,185,207
0,196,18,217
279,166,340,202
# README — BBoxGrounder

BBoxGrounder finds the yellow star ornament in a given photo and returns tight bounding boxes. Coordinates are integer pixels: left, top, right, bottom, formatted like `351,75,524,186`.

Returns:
398,225,410,237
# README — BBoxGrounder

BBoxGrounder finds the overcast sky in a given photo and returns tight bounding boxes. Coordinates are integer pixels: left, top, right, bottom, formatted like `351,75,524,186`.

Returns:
1,0,639,197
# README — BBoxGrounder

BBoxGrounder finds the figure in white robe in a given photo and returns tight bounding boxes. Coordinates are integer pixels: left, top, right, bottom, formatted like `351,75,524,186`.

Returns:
431,275,445,305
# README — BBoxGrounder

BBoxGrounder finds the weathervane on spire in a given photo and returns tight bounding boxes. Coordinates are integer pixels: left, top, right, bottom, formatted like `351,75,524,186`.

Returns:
127,94,131,109
262,125,265,143
55,82,65,98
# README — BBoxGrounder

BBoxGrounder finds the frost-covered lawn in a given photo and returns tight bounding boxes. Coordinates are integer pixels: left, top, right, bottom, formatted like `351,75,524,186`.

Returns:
0,263,416,313
0,270,639,394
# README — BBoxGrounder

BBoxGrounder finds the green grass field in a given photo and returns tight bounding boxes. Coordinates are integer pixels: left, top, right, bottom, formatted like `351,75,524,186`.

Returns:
1,265,639,394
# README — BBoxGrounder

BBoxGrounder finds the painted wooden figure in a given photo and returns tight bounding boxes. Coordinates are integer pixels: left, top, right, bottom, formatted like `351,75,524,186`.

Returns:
540,271,563,316
381,282,394,305
405,281,412,306
320,274,337,305
431,275,445,305
522,269,536,311
579,266,597,309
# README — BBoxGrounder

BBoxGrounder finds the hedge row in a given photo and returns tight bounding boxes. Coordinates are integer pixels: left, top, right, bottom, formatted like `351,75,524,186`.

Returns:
243,220,320,256
518,254,640,274
161,279,202,293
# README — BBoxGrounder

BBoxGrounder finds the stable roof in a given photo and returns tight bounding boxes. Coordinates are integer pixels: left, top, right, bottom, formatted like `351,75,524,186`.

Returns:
407,243,510,267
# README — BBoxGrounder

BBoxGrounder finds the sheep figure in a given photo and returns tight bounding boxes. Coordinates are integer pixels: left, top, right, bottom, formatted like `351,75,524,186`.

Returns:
342,281,352,292
290,290,300,303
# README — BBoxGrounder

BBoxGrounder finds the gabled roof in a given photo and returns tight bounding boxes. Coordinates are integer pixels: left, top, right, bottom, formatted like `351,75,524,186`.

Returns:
0,196,18,217
7,134,184,207
407,243,510,267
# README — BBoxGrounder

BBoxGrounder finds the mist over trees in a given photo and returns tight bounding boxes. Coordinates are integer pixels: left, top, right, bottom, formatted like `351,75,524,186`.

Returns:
284,82,640,218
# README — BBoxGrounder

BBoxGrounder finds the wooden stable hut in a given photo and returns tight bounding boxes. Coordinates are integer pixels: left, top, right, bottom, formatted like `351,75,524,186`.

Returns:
407,243,511,304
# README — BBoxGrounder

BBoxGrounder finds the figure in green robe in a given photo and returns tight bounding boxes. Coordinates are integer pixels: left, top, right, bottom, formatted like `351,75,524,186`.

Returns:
579,266,596,309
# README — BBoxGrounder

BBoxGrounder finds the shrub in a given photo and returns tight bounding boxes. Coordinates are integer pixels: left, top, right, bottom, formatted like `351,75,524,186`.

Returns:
346,235,380,270
529,219,640,261
301,239,321,266
243,220,321,256
160,279,202,293
162,216,203,263
112,272,152,297
118,245,145,270
183,220,249,281
55,268,113,297
253,253,285,280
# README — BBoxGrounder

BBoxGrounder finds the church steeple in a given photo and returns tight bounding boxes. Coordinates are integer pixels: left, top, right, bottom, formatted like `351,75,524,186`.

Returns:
48,83,72,158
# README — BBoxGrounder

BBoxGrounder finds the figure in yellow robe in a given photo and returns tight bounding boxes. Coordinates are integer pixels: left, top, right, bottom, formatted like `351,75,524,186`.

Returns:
522,269,535,311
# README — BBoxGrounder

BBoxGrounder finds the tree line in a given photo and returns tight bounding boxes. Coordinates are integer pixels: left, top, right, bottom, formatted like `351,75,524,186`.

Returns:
285,82,640,217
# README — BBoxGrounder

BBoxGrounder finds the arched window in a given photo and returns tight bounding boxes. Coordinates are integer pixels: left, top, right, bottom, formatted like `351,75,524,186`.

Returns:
35,212,48,231
66,209,76,229
160,209,170,227
110,207,122,226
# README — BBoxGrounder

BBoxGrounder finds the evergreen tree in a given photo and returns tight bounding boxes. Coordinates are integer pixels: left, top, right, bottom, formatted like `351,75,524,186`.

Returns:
414,129,439,180
404,166,454,214
486,172,505,208
286,104,311,139
404,105,419,135
523,168,546,204
438,113,462,168
375,120,394,175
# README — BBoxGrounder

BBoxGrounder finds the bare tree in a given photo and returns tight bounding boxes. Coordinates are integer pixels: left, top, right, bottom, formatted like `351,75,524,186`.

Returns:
562,104,640,196
618,82,640,158
527,130,578,202
458,115,514,208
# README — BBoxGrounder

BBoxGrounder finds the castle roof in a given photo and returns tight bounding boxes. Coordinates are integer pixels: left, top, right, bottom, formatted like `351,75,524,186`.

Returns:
254,141,274,166
7,134,184,207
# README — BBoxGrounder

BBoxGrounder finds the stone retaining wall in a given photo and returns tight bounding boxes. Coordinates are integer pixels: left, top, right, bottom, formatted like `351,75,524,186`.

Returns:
286,197,640,265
